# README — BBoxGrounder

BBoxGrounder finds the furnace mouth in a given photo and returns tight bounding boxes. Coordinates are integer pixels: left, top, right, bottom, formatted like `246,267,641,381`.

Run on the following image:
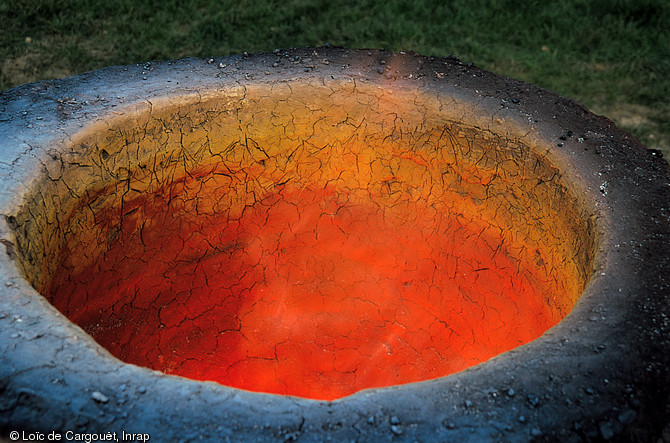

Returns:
11,76,596,400
4,49,670,441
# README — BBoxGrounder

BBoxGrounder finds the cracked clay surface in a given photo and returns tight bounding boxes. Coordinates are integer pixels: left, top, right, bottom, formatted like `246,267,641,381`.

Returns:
28,78,595,400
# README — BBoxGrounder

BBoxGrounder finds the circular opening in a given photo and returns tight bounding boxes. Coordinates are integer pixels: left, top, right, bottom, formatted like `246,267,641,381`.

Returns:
13,79,596,400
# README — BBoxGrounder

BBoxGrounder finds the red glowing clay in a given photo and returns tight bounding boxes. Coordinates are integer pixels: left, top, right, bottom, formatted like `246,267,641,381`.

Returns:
48,169,560,400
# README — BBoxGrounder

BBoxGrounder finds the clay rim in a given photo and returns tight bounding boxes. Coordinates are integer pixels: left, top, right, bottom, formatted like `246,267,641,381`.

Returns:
0,48,668,441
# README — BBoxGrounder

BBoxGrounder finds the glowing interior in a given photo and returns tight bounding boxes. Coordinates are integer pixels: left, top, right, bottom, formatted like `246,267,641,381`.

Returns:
13,78,596,400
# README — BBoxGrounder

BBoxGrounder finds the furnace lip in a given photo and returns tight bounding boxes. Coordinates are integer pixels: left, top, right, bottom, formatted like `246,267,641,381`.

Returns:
1,48,669,441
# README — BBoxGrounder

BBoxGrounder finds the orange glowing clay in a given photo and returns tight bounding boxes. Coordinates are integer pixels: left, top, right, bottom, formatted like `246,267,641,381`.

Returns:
38,82,592,401
49,175,558,400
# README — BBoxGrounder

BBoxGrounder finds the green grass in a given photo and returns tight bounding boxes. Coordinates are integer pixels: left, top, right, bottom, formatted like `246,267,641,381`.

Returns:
1,0,668,155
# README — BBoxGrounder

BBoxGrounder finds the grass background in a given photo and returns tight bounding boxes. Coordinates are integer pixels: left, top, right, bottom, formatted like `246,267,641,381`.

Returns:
1,0,668,157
